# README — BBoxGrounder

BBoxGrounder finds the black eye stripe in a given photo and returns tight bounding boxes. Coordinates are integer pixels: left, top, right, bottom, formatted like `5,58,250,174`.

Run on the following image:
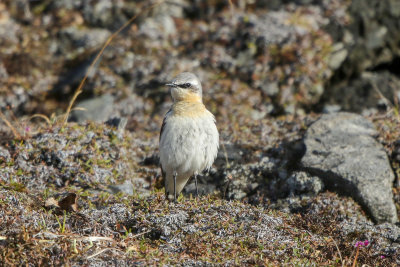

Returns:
179,83,191,88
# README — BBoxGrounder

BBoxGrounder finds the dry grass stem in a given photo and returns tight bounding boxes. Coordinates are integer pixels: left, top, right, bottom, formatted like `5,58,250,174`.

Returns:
351,247,360,267
29,114,52,126
86,248,110,259
0,110,21,139
330,236,344,267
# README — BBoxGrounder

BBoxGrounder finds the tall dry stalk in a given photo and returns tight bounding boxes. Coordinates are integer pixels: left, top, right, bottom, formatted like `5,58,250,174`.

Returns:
0,110,21,139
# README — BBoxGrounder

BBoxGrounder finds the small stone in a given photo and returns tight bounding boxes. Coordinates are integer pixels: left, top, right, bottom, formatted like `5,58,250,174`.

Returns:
70,94,115,123
108,180,135,196
0,147,10,162
183,182,216,196
59,27,110,54
261,82,279,97
322,104,341,114
329,43,348,69
366,26,387,50
286,171,323,196
104,117,127,131
139,15,176,40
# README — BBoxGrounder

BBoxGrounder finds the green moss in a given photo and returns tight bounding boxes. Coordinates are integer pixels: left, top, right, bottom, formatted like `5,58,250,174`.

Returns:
3,180,26,192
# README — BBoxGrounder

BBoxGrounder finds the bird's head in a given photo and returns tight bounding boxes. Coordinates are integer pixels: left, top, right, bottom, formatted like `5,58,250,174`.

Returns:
166,72,202,102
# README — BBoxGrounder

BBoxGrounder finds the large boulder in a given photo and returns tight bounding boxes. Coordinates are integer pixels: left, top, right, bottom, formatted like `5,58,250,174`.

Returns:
301,112,398,223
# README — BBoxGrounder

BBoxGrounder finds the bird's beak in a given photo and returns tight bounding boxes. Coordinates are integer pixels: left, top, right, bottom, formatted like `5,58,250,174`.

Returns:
166,83,176,87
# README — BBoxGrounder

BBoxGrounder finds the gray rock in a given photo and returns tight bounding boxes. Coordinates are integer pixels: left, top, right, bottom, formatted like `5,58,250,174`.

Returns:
328,43,348,70
82,0,128,29
0,86,29,111
104,117,127,131
70,94,115,123
0,147,10,163
366,26,388,50
261,82,279,97
0,62,9,81
108,178,150,197
301,112,398,223
50,0,82,10
110,51,135,75
108,180,134,196
58,26,110,56
151,0,186,18
215,143,247,167
221,156,278,200
286,171,323,196
139,15,177,40
83,0,113,25
183,181,216,197
248,12,295,45
322,104,341,114
0,9,19,45
149,210,189,242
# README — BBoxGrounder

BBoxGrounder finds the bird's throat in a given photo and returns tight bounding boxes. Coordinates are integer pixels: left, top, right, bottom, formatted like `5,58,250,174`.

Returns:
171,88,202,103
172,100,207,118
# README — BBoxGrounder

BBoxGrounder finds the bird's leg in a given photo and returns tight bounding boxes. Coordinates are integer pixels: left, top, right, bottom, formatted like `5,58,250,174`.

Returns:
173,171,177,203
194,172,199,197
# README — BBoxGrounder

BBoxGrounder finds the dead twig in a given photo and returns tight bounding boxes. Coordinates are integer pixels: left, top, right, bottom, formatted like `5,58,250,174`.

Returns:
329,236,344,267
86,248,110,259
0,110,21,139
352,247,360,267
29,114,52,126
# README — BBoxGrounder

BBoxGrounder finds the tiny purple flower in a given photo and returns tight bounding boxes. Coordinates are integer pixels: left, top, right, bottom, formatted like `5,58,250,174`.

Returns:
380,255,386,259
354,240,369,248
355,241,363,248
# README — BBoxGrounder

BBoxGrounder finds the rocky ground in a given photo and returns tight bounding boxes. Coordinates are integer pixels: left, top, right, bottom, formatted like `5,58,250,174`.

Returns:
1,0,400,266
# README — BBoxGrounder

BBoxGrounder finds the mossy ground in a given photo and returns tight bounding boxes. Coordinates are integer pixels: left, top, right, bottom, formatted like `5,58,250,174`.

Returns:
0,0,399,265
0,121,398,266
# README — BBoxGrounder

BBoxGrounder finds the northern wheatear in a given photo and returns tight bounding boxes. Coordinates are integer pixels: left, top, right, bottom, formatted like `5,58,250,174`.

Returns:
159,72,219,201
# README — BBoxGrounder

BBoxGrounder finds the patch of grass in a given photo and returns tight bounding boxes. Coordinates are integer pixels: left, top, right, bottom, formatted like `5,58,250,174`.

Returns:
1,190,397,265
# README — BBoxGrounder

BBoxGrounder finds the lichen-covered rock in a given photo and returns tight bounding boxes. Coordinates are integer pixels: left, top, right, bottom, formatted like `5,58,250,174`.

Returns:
286,171,323,196
301,112,398,223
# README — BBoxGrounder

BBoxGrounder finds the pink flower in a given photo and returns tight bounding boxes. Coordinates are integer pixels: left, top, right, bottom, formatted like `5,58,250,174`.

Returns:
354,240,369,248
354,241,363,248
380,255,386,259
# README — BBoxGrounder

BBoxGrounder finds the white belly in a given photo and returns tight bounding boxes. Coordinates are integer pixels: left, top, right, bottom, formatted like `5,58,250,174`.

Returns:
159,114,219,177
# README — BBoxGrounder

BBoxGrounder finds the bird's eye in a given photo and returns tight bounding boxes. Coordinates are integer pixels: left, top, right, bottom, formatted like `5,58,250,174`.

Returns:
180,83,191,88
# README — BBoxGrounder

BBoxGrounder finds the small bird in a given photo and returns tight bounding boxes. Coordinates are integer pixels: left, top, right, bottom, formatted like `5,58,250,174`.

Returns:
159,72,219,201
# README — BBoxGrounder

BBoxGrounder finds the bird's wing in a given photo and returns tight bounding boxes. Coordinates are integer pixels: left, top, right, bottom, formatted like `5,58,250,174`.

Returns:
159,110,171,193
159,109,172,141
